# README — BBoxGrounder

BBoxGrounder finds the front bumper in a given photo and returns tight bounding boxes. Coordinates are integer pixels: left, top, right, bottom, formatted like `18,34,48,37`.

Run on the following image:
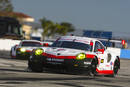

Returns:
16,51,31,59
30,55,93,69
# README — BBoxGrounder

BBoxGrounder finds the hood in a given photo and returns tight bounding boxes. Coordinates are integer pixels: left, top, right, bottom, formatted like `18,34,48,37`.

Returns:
45,47,93,56
18,46,40,51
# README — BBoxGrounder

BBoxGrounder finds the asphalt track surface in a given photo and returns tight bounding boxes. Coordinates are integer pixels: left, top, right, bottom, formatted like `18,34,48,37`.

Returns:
0,57,130,87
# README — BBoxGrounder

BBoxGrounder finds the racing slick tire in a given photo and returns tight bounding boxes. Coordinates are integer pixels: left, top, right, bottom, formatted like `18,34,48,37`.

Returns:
107,59,120,77
90,58,98,76
112,59,120,77
28,60,43,72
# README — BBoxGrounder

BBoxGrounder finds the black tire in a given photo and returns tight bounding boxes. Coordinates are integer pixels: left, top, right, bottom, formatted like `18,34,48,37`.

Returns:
90,58,98,76
10,50,13,58
16,54,19,59
107,59,119,77
28,60,43,72
112,60,119,77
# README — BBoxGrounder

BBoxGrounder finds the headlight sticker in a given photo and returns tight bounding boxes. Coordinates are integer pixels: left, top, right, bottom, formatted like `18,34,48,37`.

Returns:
35,49,43,55
76,53,86,60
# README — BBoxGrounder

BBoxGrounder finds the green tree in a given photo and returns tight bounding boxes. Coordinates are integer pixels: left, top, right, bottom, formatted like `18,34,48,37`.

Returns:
57,22,75,35
40,17,75,40
40,18,54,40
60,22,75,32
0,0,13,12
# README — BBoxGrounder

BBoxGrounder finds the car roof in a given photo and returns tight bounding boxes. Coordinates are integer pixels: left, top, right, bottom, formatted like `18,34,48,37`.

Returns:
59,36,98,44
21,40,41,43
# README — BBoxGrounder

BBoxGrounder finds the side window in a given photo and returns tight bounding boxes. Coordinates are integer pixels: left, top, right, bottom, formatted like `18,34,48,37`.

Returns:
94,41,104,52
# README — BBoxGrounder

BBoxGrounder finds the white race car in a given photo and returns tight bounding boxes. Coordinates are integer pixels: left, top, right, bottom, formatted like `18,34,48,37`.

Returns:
10,40,43,59
28,36,120,77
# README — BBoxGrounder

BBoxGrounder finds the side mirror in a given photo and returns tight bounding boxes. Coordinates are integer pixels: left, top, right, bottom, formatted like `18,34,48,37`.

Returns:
43,43,49,47
97,49,104,54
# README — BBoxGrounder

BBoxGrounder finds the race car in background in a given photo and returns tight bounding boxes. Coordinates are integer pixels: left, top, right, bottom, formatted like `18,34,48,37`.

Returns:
10,40,43,59
28,36,120,77
41,39,55,47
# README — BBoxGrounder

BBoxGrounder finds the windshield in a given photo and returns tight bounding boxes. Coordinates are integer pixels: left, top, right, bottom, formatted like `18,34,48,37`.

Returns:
51,41,92,51
21,42,42,47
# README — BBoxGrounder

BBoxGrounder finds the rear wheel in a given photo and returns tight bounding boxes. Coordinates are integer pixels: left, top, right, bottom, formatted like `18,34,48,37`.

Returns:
107,59,119,77
112,60,119,77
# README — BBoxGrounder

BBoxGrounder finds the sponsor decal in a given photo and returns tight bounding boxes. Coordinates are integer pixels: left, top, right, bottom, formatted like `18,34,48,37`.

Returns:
47,62,62,65
57,49,65,51
84,62,91,65
60,38,73,41
47,58,64,62
106,65,110,67
101,59,104,63
110,62,114,65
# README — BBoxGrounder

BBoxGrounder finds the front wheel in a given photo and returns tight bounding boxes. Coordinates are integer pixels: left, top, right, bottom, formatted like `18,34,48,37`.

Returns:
28,60,43,72
90,58,98,76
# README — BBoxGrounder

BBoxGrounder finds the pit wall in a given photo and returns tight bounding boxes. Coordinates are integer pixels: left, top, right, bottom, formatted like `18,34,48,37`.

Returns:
0,39,20,51
120,49,130,59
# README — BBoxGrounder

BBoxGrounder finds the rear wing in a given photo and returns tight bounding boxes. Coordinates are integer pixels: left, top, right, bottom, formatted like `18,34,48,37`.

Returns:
98,38,127,49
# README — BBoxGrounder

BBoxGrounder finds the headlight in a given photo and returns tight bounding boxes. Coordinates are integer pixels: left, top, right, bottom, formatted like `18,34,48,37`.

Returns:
20,48,26,52
76,53,86,60
35,49,43,55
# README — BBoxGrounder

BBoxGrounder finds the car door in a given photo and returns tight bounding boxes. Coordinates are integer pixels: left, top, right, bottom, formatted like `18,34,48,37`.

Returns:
94,41,107,65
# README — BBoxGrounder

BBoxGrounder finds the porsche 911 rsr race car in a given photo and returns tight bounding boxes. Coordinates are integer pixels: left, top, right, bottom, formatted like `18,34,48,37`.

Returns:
10,40,43,59
28,36,120,77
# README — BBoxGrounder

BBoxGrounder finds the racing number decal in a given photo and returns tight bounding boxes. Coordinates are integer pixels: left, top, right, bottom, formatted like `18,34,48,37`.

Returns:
101,59,104,63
